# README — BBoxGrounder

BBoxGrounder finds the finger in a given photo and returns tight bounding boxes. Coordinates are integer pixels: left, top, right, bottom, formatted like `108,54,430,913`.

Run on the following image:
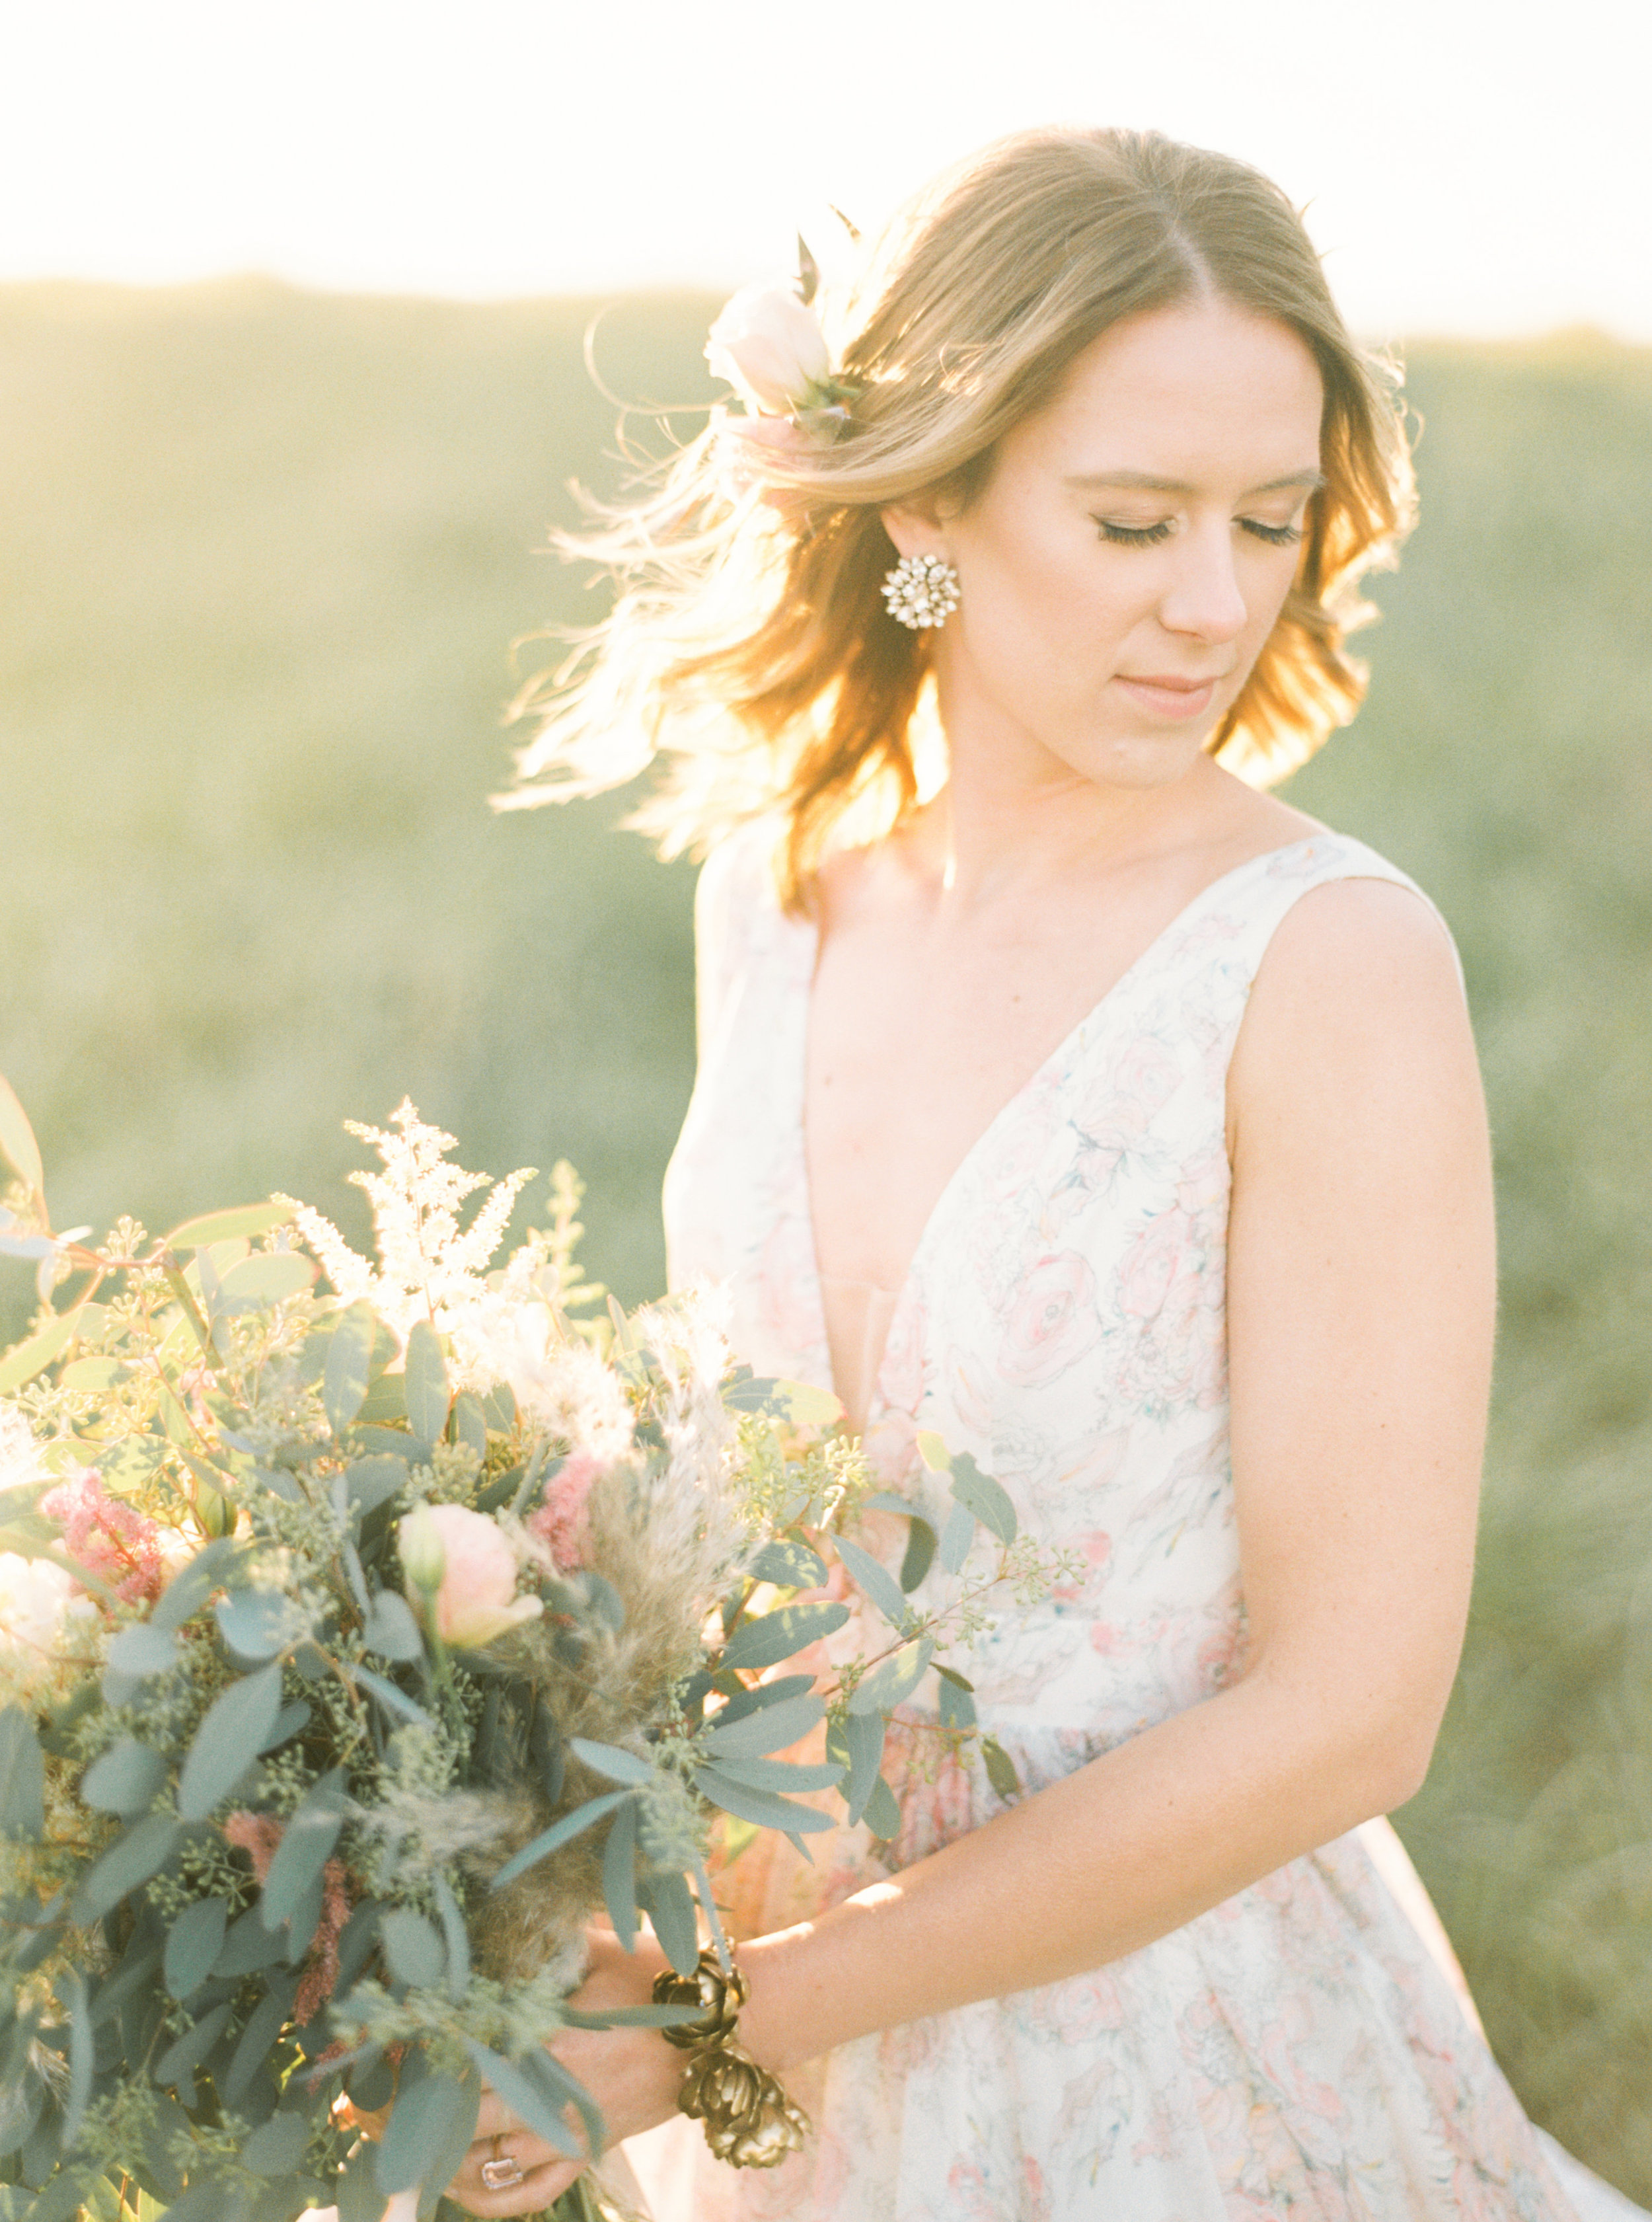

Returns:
470,2094,529,2141
449,2155,582,2217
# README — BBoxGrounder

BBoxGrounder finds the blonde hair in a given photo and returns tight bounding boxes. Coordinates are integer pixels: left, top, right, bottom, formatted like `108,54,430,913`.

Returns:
502,126,1415,909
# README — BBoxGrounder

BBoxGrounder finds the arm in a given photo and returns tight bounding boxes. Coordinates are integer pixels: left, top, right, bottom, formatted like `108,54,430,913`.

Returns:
457,876,1495,2204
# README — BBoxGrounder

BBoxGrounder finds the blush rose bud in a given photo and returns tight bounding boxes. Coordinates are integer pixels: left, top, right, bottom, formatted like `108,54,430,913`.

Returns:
398,1503,542,1650
704,284,832,418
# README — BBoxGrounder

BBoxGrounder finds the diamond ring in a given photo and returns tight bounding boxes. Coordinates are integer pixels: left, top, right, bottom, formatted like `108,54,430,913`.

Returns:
480,2139,526,2192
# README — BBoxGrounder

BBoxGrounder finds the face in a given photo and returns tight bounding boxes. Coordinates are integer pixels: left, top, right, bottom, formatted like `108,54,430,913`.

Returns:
887,297,1325,795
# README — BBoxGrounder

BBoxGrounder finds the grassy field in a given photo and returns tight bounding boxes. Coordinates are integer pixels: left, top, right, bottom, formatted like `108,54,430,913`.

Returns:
1,283,1648,2194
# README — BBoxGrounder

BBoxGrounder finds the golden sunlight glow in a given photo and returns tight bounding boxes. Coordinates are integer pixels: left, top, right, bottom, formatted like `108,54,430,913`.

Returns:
2,0,1647,342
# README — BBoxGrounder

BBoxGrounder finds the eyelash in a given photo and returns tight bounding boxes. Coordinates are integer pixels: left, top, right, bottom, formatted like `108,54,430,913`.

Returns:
1094,518,1304,548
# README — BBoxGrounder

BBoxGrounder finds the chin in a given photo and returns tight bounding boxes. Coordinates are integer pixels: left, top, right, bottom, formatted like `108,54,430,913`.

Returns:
1084,730,1213,790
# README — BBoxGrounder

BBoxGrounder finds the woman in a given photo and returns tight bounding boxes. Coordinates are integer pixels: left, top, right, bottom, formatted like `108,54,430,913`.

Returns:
458,129,1642,2220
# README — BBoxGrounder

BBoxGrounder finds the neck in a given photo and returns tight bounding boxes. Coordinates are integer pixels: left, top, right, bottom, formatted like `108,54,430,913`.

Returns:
908,725,1236,909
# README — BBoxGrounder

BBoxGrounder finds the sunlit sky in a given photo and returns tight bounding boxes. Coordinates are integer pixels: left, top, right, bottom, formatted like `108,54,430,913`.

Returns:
5,0,1649,341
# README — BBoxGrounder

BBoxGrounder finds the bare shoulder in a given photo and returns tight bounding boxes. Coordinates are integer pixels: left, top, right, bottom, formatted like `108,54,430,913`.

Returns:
1254,874,1464,1010
1228,874,1482,1152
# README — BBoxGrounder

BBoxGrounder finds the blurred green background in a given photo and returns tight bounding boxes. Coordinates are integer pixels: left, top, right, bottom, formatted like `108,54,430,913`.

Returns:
1,284,1648,2194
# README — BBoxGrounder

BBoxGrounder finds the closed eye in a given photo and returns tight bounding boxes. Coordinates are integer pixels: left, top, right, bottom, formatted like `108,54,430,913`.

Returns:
1095,516,1306,549
1094,519,1174,546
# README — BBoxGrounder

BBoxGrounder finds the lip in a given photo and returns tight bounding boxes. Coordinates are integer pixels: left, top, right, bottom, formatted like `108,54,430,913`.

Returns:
1113,672,1224,720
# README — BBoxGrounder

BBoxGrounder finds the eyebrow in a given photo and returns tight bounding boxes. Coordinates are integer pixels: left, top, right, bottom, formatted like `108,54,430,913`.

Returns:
1064,469,1326,496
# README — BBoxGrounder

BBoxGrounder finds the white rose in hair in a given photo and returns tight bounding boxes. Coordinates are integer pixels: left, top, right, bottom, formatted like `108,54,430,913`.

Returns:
705,283,831,416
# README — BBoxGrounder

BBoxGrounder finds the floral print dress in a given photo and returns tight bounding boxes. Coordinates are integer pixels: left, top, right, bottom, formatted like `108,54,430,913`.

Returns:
640,826,1635,2222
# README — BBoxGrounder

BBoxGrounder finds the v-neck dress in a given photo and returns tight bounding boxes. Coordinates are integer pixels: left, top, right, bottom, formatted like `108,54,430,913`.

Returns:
651,825,1617,2222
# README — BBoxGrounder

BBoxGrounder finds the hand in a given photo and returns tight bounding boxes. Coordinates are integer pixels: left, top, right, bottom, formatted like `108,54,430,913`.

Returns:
449,1928,683,2216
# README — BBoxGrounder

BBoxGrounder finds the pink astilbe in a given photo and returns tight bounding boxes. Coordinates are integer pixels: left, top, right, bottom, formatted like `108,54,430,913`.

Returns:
294,1858,351,2023
225,1812,350,2022
525,1452,602,1571
40,1471,163,1605
223,1810,283,1880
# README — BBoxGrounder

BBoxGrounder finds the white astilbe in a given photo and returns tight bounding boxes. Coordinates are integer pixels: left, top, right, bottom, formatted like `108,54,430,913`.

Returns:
631,1283,747,1576
277,1101,535,1373
455,1297,634,1460
0,1402,44,1498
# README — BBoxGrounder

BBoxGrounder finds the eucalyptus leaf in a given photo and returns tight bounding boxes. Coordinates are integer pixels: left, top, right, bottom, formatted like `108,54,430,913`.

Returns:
432,1874,470,2003
0,1070,44,1194
702,1691,823,1759
152,1999,233,2089
260,1700,311,1752
480,1382,517,1433
693,1765,835,1832
826,1708,885,1827
177,1664,281,1820
105,1625,181,1680
362,1591,423,1663
706,1673,812,1727
151,1539,243,1633
213,1590,303,1662
160,1204,290,1251
833,1535,909,1628
163,1897,229,2000
568,1737,653,1786
862,1773,901,1841
375,2069,480,2197
221,1973,299,2102
89,1944,161,2028
704,1753,843,1793
899,1517,938,1593
402,1322,450,1451
938,1674,977,1733
351,1666,430,1725
259,1777,345,1930
344,1455,408,1517
600,1796,638,1950
488,1790,628,1890
450,1393,488,1461
642,1870,700,1974
335,2139,384,2222
22,2169,93,2222
213,1907,291,1981
59,1973,90,2151
215,1252,315,1311
241,2112,310,2179
747,1539,827,1590
324,1303,377,1435
0,1306,86,1396
947,1452,1018,1545
354,1371,406,1426
938,1500,976,1575
457,2042,580,2161
847,1637,935,1716
719,1599,848,1673
981,1735,1023,1803
71,1814,183,1925
381,1908,445,1990
0,1708,46,1839
523,2046,603,2160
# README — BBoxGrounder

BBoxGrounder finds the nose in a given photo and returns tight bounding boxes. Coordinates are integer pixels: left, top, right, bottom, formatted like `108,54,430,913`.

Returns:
1158,522,1248,644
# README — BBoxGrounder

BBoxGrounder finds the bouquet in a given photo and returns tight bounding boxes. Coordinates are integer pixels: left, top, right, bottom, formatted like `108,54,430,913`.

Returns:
0,1080,1063,2222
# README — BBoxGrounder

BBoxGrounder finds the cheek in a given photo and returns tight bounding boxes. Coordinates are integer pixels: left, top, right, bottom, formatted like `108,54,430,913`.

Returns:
961,520,1135,666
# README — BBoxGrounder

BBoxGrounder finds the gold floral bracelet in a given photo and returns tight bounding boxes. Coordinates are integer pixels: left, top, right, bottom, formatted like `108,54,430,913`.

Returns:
652,1946,809,2168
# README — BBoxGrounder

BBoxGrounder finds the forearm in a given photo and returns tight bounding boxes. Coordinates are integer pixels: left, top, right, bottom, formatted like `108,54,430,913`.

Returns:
737,1662,1420,2074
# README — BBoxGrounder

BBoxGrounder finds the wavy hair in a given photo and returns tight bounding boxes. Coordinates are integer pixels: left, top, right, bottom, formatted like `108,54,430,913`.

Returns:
501,126,1415,909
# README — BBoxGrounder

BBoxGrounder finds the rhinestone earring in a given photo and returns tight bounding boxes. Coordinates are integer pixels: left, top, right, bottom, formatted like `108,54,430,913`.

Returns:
882,552,961,630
